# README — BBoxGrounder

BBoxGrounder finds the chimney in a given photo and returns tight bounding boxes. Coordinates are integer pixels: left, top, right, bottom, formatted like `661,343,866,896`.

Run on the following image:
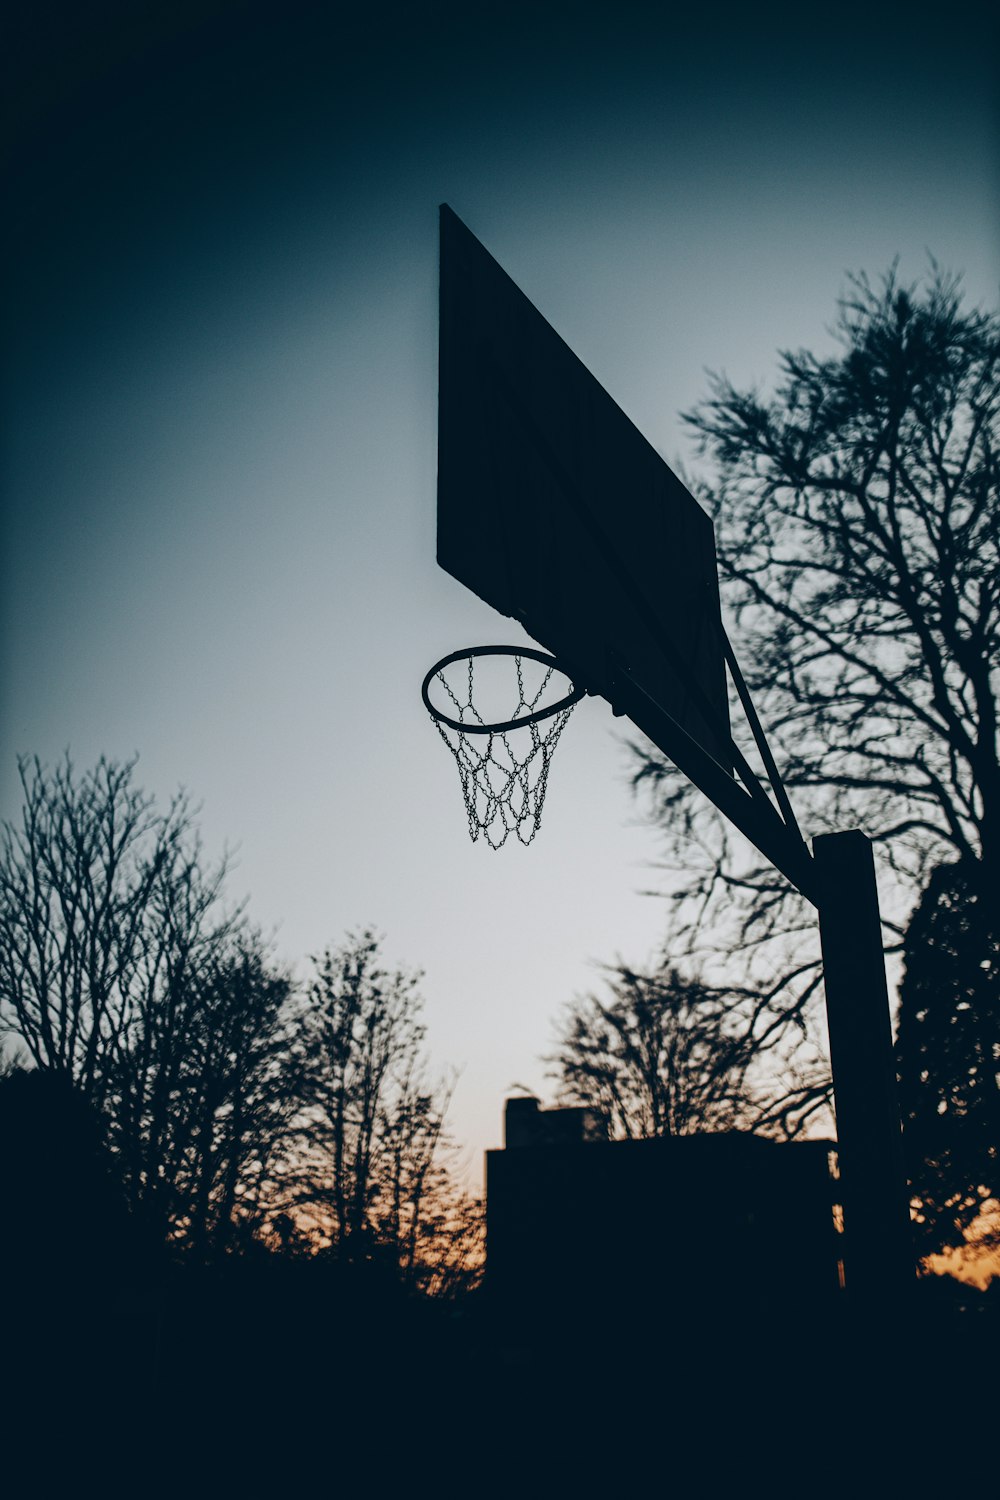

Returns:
504,1095,542,1148
504,1095,609,1147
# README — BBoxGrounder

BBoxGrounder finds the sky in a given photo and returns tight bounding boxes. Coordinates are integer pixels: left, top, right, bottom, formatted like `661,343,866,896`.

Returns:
4,0,998,1187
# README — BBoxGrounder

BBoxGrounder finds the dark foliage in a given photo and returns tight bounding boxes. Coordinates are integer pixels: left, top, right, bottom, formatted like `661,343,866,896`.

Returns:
896,860,999,1260
0,1066,132,1306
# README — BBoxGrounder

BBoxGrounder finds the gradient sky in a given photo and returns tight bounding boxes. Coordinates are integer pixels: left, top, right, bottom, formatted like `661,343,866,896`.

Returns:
4,0,998,1185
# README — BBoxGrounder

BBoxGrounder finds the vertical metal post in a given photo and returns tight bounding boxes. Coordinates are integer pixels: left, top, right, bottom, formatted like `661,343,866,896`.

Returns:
813,830,913,1308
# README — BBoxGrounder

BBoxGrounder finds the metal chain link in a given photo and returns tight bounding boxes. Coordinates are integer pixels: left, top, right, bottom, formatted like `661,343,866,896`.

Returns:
429,653,577,848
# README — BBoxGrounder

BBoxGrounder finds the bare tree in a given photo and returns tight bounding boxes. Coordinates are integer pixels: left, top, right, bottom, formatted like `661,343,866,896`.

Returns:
111,934,296,1256
0,755,189,1103
0,754,295,1256
631,266,999,1125
547,962,791,1139
284,930,483,1293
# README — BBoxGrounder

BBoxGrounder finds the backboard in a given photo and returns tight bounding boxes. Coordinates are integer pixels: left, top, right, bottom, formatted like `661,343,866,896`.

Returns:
437,204,731,769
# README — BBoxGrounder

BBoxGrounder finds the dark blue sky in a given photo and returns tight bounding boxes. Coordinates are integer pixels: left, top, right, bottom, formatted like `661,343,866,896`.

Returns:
4,0,998,1174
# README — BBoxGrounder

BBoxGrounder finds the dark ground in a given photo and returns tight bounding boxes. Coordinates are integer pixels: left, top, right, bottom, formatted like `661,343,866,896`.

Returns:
4,1253,995,1490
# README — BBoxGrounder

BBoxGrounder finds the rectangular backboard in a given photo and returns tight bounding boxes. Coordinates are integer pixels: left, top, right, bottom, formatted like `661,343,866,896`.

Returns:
437,204,731,769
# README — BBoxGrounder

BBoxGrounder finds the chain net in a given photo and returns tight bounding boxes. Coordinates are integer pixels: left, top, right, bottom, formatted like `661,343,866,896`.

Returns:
428,652,578,848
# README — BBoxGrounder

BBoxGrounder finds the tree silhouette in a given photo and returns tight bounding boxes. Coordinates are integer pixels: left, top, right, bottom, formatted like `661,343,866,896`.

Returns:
547,963,774,1138
111,935,296,1256
282,930,482,1293
0,754,294,1255
895,860,999,1262
631,266,999,1124
0,755,195,1103
1,757,482,1285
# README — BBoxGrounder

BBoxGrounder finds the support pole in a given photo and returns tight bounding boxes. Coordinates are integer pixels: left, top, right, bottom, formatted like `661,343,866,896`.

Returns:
814,830,913,1309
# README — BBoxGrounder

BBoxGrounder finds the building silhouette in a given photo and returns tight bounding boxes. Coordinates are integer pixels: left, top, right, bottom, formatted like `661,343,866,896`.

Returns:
486,1096,843,1349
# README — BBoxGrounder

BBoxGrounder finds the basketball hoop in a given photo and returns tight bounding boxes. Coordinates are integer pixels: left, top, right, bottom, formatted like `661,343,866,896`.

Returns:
421,646,584,848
